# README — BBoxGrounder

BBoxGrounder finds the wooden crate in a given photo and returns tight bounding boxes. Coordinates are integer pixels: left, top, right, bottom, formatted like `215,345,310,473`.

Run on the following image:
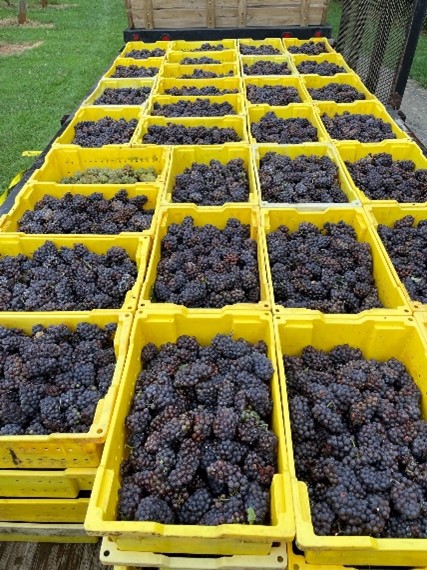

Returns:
125,0,329,29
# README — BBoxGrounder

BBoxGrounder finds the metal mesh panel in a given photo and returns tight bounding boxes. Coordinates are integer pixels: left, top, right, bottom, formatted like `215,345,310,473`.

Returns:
337,0,416,105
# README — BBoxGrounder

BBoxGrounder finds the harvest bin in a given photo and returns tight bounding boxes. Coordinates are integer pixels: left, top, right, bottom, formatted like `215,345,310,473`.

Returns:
254,143,360,208
154,76,243,96
82,78,155,109
261,207,409,316
0,182,161,238
0,235,151,313
104,57,164,80
139,206,271,311
302,74,377,103
0,312,132,469
53,107,143,148
366,204,427,313
147,93,246,116
27,146,170,186
337,140,427,206
85,309,294,555
163,145,258,206
275,313,427,567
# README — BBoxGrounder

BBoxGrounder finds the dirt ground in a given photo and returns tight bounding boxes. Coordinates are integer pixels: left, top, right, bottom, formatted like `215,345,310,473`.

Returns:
401,78,427,149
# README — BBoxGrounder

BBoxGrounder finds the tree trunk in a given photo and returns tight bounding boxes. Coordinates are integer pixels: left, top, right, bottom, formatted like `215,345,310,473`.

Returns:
18,0,27,24
41,0,48,7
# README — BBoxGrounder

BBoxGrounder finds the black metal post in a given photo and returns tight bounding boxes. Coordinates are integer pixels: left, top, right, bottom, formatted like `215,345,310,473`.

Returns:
395,0,427,100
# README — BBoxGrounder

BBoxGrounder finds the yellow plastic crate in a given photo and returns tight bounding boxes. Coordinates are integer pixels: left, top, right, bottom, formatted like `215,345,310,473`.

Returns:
316,100,410,142
85,309,294,555
283,37,336,54
302,74,377,102
139,206,270,311
0,311,132,468
244,76,311,106
292,53,354,74
30,145,169,186
415,313,427,343
0,182,161,237
82,78,155,108
366,203,427,312
101,537,287,567
171,39,237,52
167,50,237,64
241,55,296,76
288,545,427,570
0,522,98,543
162,62,239,79
248,104,329,144
120,41,170,58
275,313,427,566
163,145,258,206
148,93,245,116
238,38,287,55
336,140,427,205
154,76,243,95
254,143,360,207
0,497,89,523
262,207,410,316
134,115,248,145
104,58,163,79
0,235,150,313
53,107,143,148
0,468,95,498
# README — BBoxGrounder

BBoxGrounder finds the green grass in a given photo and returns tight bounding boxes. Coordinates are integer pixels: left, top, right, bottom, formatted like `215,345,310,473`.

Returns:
326,0,427,89
0,0,126,193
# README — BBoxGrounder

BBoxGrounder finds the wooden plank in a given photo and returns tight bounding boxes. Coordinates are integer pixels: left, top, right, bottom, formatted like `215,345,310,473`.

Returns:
206,0,216,27
143,0,154,29
300,0,309,25
246,0,301,5
238,0,247,27
216,6,239,27
246,5,300,25
308,6,324,24
124,0,134,28
152,8,206,27
152,0,205,9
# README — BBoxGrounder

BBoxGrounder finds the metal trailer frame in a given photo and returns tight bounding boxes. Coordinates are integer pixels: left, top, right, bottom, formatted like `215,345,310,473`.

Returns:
123,25,332,42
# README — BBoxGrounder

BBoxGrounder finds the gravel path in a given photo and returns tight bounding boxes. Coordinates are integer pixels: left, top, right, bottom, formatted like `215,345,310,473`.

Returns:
401,79,427,149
